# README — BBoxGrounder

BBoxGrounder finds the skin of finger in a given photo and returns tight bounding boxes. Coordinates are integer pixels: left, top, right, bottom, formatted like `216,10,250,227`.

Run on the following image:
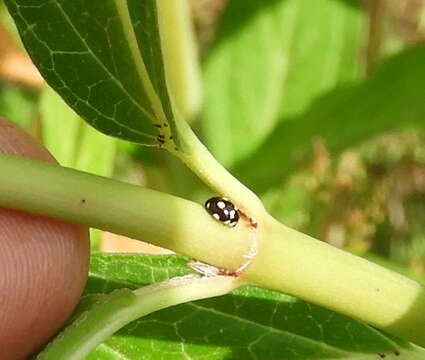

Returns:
0,118,90,359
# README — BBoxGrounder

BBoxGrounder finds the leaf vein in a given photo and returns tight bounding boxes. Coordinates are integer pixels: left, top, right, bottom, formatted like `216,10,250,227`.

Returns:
189,303,348,355
52,0,157,126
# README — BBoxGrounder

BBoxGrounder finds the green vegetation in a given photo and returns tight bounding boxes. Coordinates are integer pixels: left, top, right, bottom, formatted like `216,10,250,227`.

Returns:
1,0,425,358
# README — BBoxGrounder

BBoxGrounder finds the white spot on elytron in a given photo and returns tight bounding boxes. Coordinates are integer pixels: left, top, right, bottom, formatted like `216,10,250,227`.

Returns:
206,202,210,209
229,210,236,218
217,201,225,209
213,213,220,220
224,220,231,224
223,209,229,216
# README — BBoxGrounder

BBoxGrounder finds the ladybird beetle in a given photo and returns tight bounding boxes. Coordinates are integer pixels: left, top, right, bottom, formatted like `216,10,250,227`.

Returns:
205,197,239,227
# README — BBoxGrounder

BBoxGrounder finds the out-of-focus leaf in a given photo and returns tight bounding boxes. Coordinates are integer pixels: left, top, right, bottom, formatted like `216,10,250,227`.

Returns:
40,87,116,176
202,0,364,166
235,44,425,193
42,253,424,360
74,125,116,176
0,84,37,129
262,173,312,229
5,0,177,145
39,87,80,166
277,0,364,118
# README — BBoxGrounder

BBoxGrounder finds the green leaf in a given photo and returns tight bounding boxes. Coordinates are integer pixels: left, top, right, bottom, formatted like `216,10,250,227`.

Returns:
37,255,241,360
5,0,175,145
85,253,194,294
39,87,81,166
0,84,37,129
276,0,364,118
73,124,116,177
235,44,425,193
202,0,364,166
40,87,117,176
40,253,425,359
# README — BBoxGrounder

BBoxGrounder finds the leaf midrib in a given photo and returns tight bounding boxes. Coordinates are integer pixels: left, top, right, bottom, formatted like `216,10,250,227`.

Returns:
54,0,157,131
113,0,169,126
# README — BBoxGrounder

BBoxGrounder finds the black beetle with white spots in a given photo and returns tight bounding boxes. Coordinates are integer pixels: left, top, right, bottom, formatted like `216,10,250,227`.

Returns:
204,197,239,227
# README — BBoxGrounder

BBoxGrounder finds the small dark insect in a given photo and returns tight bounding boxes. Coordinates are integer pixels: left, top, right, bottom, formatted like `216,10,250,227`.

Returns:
204,197,239,227
157,135,165,144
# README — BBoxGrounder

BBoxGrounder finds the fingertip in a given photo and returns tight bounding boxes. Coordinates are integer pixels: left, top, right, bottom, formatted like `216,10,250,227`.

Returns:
0,118,90,359
0,117,55,162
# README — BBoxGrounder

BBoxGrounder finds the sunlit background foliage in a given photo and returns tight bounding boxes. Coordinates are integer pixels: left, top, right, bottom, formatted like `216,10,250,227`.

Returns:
1,0,425,275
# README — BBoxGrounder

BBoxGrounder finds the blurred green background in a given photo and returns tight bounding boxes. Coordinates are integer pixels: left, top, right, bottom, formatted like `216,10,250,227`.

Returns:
1,0,425,275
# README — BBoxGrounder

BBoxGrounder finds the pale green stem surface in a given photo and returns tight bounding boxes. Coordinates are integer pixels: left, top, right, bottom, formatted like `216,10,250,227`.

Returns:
0,153,252,271
245,216,425,346
157,0,202,121
38,275,243,360
169,113,266,218
1,153,425,346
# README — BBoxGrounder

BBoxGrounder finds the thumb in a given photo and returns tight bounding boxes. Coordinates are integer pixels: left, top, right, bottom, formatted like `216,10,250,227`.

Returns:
0,118,89,359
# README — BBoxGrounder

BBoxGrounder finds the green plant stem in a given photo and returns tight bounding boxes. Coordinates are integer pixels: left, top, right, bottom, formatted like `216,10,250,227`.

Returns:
1,153,425,346
0,153,252,271
154,0,264,219
38,275,243,360
169,113,266,218
246,216,425,346
156,0,202,121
